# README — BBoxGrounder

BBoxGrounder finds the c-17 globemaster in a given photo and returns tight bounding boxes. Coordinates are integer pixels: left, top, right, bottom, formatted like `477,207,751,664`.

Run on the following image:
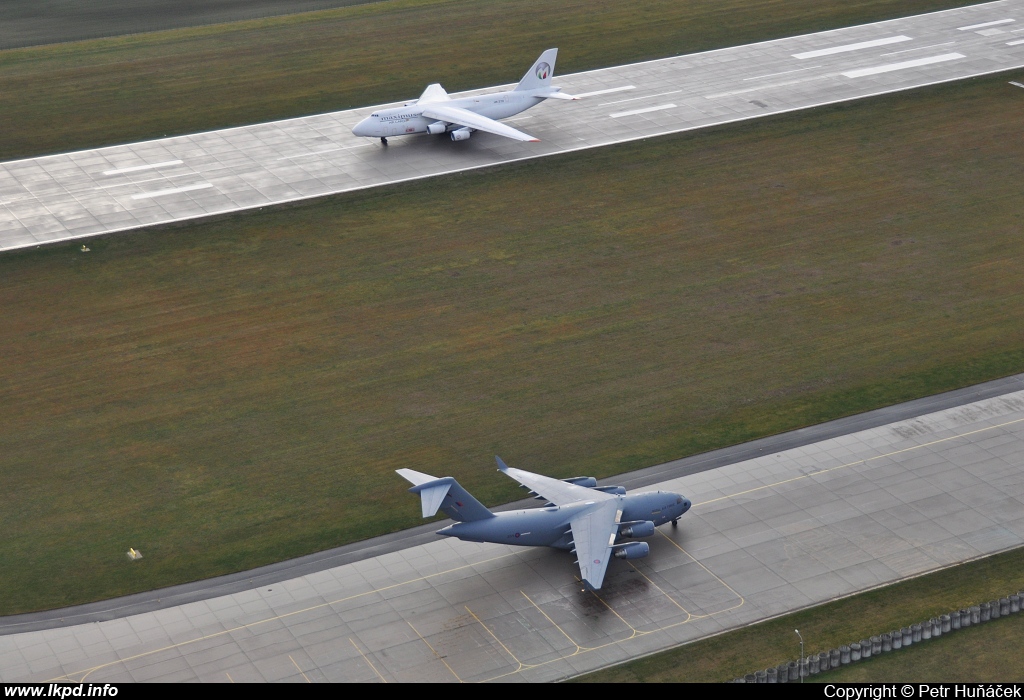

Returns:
351,48,575,145
397,457,691,590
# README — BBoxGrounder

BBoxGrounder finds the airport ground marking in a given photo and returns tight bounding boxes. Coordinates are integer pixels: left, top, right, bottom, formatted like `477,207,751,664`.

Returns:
882,41,957,56
54,550,520,682
407,620,463,683
655,531,746,618
694,415,1024,510
349,638,387,683
225,672,234,683
464,605,525,673
520,591,582,655
630,563,693,621
288,654,312,683
585,588,643,640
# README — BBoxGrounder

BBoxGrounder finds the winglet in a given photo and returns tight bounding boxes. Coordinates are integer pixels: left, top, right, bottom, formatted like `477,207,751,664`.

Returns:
495,456,509,472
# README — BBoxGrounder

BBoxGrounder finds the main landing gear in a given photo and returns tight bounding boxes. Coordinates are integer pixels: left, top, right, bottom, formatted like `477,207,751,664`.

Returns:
380,137,388,145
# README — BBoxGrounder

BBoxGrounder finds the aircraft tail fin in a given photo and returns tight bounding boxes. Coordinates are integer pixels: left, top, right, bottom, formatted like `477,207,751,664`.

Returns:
417,83,449,104
515,48,558,91
396,469,494,522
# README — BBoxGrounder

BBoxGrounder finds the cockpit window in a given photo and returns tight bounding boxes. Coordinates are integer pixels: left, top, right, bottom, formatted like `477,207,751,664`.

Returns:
676,497,683,504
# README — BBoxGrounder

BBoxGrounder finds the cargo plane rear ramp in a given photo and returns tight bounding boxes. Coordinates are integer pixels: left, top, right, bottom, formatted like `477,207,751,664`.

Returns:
351,48,576,144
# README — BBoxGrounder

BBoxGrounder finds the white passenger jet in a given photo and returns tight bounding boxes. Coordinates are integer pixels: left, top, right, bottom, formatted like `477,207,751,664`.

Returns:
351,49,575,145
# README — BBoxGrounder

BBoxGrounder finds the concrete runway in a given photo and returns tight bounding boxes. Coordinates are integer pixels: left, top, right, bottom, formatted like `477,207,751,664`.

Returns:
3,383,1024,682
2,0,1024,252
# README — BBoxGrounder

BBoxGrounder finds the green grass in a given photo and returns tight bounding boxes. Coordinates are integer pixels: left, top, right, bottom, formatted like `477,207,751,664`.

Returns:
0,0,980,160
573,546,1024,682
1,69,1023,615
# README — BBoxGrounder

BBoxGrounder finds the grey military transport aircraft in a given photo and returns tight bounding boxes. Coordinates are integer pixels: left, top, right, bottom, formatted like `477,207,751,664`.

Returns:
397,457,691,590
351,48,575,145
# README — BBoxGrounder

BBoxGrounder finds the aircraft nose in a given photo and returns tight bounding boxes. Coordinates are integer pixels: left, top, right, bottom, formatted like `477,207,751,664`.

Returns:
681,498,691,514
351,117,373,137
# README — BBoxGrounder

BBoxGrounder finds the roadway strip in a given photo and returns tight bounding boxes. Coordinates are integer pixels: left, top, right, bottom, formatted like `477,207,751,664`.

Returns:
130,182,213,200
102,160,184,176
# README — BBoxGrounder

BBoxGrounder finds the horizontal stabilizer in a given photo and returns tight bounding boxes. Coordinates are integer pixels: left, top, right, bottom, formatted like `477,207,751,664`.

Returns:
395,469,494,522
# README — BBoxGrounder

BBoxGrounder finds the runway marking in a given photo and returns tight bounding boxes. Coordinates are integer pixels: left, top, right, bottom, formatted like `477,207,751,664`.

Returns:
465,606,524,673
1007,39,1024,45
609,104,676,119
1010,80,1024,87
599,90,682,106
349,638,387,683
289,655,312,683
841,52,966,78
881,41,957,56
130,182,213,200
102,160,183,176
276,144,369,160
521,591,582,654
705,74,832,98
573,85,636,98
407,620,463,682
655,532,745,618
744,65,823,80
957,18,1015,31
792,35,912,60
93,172,195,190
225,672,234,683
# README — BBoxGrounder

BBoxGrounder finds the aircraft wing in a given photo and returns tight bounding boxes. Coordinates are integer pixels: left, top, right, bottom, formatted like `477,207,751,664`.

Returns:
420,105,540,142
495,456,614,506
569,499,621,590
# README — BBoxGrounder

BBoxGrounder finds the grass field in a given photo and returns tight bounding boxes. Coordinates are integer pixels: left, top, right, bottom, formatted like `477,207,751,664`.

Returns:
0,0,376,51
0,0,978,161
2,67,1023,614
573,546,1024,682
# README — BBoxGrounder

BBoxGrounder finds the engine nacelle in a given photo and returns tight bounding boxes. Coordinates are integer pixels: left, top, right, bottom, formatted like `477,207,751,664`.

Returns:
619,520,655,538
450,128,472,141
426,121,447,135
562,476,597,488
612,541,650,560
593,485,626,495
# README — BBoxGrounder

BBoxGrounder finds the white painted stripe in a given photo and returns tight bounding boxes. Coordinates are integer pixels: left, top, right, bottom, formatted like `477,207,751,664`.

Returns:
600,90,682,106
744,66,822,81
1010,81,1024,88
792,35,912,59
705,74,831,99
1007,39,1024,46
130,183,213,200
103,159,183,176
881,41,956,56
573,85,636,98
609,104,676,118
957,18,1015,30
842,53,966,79
94,172,195,190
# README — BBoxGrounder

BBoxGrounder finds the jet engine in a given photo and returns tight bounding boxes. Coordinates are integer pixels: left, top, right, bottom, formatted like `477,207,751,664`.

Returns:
618,521,655,538
612,541,650,560
562,476,598,488
450,128,472,141
426,121,447,135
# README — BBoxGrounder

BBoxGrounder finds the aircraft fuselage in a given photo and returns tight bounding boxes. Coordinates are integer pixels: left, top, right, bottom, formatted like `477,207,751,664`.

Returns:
351,89,544,139
436,490,691,549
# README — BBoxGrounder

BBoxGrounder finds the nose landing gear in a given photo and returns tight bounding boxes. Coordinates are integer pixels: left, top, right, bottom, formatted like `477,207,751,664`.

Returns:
380,137,388,145
671,519,679,527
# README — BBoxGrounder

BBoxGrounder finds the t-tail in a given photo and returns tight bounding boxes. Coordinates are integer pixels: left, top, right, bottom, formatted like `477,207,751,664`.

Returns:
396,469,495,522
515,48,558,91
